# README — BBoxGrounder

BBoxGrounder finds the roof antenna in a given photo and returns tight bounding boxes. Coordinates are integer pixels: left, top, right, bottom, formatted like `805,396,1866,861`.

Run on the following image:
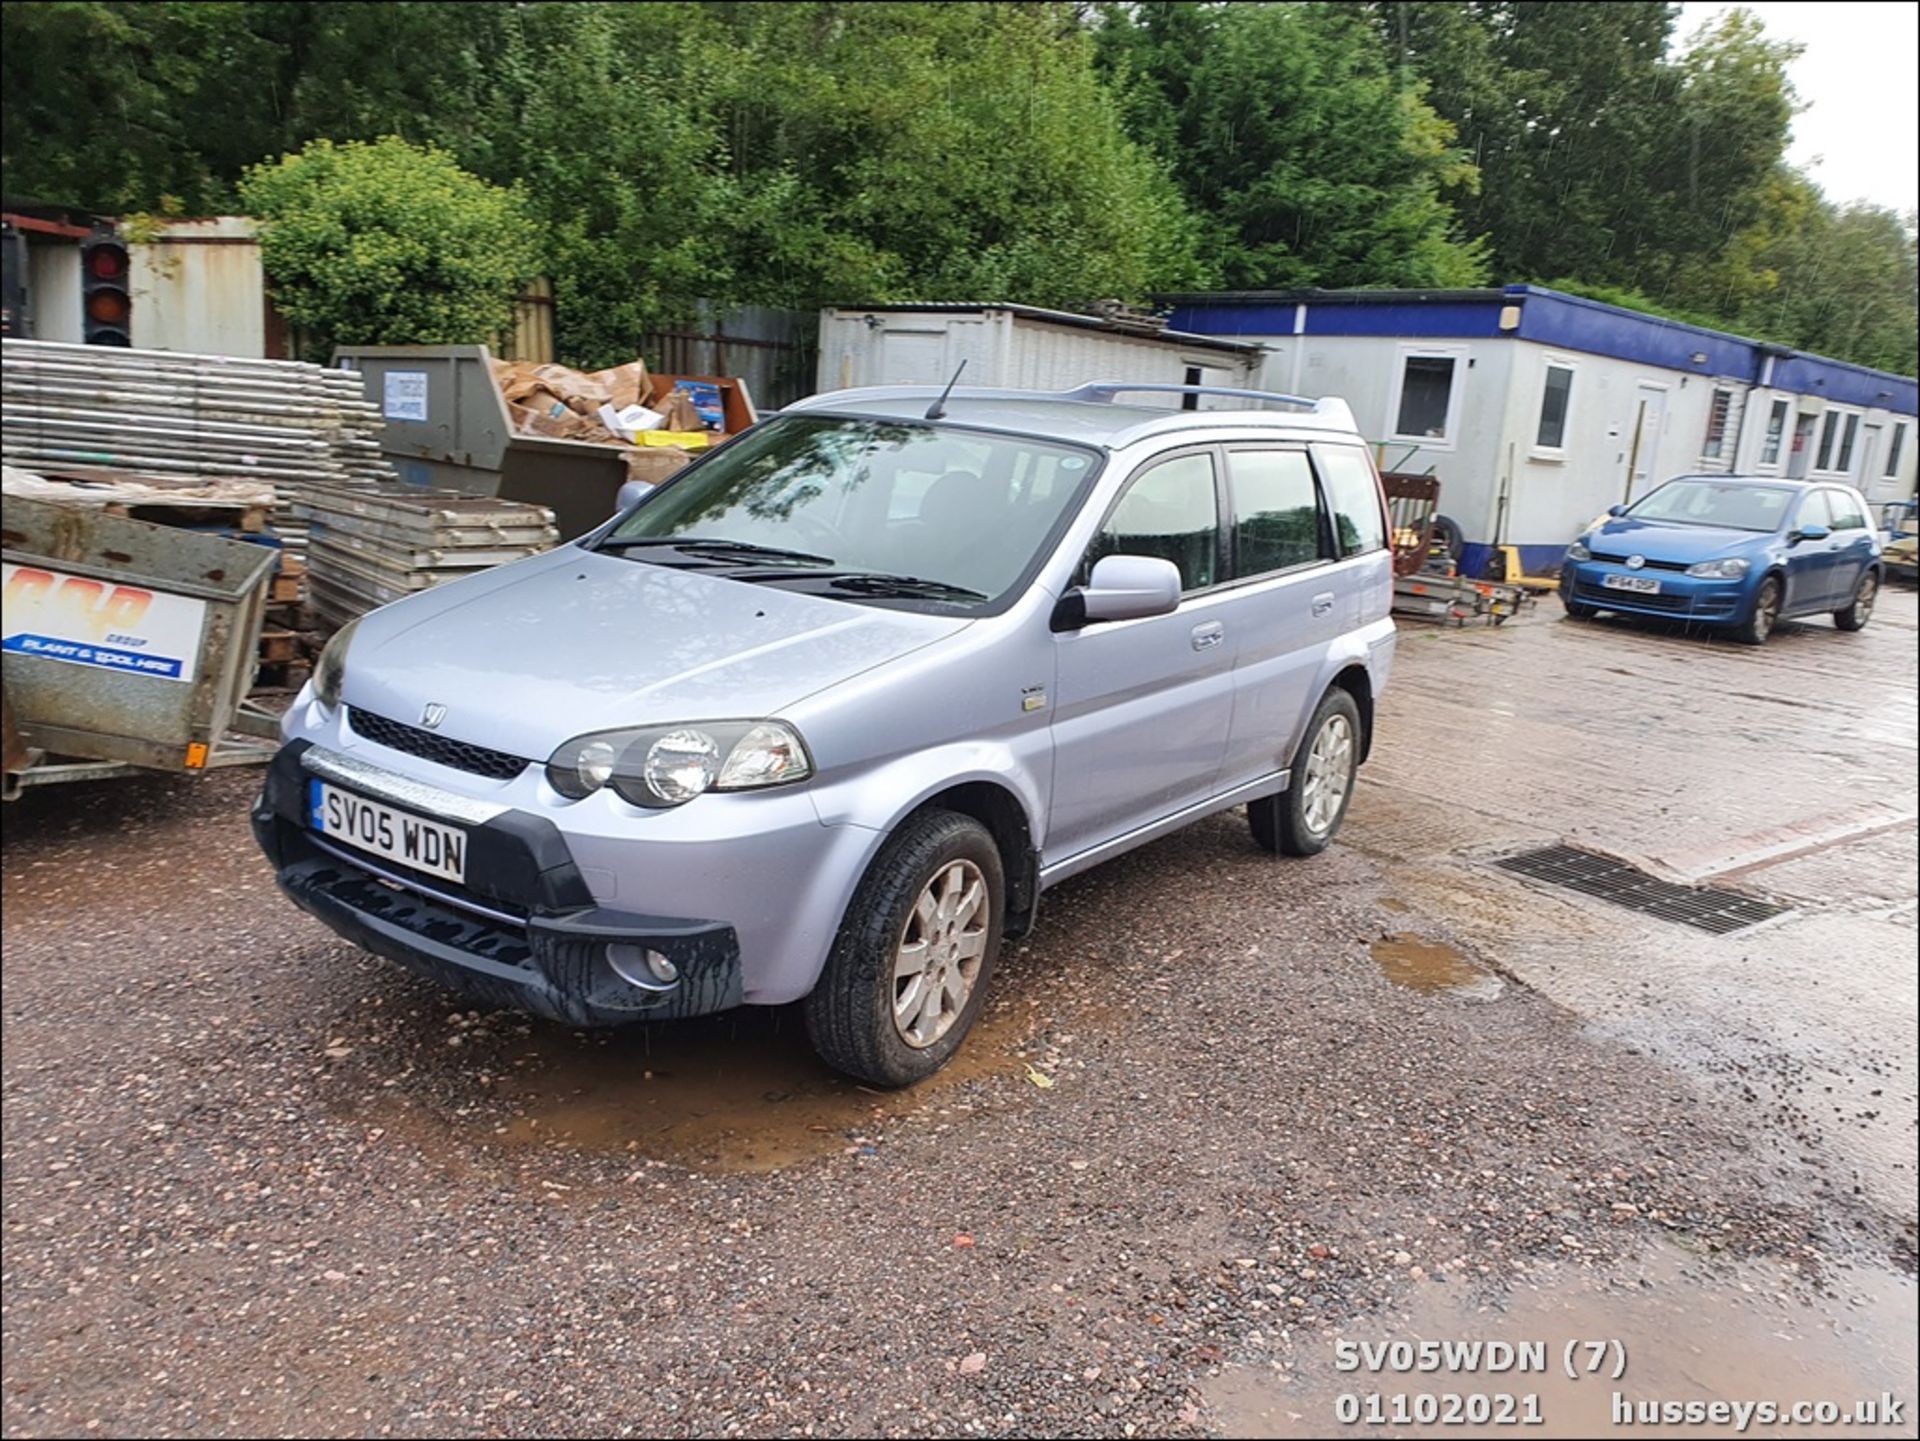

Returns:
925,359,967,420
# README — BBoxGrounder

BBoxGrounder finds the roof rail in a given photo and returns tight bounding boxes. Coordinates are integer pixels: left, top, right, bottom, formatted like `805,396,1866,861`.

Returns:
1060,381,1321,410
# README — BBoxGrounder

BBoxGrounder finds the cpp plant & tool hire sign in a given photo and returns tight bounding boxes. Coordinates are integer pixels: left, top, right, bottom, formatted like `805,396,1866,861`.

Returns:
2,563,207,683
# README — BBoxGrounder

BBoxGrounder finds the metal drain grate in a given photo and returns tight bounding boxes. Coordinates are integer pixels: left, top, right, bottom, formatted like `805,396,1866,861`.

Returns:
1495,845,1789,935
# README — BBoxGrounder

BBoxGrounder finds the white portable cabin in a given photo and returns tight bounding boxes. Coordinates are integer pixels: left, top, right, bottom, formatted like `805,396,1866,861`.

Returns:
817,304,1264,402
1164,286,1919,577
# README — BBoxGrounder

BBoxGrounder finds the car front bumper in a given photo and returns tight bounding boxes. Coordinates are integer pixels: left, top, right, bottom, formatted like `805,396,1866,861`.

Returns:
253,703,886,1020
253,740,748,1025
1560,562,1751,623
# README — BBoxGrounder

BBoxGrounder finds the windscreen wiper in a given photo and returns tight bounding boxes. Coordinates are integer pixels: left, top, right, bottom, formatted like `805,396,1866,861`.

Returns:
595,536,835,566
821,572,987,602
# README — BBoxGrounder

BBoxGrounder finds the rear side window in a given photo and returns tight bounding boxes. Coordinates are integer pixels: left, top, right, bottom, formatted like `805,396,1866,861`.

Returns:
1089,452,1220,592
1226,450,1325,576
1313,446,1389,557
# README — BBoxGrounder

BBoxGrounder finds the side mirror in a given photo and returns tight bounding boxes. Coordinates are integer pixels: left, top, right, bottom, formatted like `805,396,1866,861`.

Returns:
1789,523,1830,544
616,479,655,514
1607,504,1627,518
1053,554,1183,631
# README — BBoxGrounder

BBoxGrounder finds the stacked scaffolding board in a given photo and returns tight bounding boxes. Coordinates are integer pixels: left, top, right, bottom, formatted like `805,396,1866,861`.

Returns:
295,485,558,629
0,339,395,545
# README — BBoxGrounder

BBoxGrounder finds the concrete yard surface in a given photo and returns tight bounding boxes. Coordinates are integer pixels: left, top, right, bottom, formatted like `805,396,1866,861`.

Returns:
2,589,1915,1438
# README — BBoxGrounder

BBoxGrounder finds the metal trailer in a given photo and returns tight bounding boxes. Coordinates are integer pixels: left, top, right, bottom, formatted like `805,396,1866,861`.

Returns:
2,493,279,797
333,344,633,542
1378,470,1531,625
1391,570,1529,625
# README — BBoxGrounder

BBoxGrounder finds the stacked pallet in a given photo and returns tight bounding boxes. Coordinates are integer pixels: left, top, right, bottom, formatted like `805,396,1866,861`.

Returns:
253,552,318,693
293,485,559,628
0,340,394,527
1,465,277,531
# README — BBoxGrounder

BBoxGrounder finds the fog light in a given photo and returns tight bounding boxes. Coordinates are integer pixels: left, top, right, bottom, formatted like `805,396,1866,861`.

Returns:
607,943,680,990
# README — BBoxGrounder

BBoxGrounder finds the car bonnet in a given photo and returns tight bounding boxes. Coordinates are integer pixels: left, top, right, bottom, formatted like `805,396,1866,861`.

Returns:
334,545,968,763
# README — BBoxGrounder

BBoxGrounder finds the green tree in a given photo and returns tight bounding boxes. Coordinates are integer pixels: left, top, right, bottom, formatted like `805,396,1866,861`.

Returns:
687,2,1206,314
1093,2,1488,289
238,135,541,356
1630,9,1802,303
0,0,284,212
1728,183,1919,376
1372,1,1681,288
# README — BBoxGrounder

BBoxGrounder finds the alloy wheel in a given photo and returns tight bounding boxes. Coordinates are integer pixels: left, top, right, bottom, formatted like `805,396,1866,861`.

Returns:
892,859,989,1048
1299,712,1356,836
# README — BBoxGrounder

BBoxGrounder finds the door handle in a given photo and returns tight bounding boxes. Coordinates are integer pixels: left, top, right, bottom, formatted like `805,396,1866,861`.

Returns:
1190,621,1225,651
1311,591,1337,617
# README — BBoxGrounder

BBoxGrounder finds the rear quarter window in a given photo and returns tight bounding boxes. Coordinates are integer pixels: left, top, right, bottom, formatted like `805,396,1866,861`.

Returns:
1311,444,1388,557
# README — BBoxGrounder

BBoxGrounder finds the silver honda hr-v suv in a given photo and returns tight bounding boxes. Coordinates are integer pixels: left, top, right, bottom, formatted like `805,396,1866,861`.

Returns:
254,382,1396,1084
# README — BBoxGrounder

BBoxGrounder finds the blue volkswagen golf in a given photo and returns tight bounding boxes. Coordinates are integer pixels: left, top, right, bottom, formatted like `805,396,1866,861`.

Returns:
1560,476,1883,645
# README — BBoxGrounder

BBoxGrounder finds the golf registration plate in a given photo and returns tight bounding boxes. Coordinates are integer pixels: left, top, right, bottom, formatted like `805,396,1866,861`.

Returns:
1602,574,1662,594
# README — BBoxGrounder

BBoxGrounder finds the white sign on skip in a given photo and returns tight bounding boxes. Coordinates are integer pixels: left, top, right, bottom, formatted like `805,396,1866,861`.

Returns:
383,369,430,422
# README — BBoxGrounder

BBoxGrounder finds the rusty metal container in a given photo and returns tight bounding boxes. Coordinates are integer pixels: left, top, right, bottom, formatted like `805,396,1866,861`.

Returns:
332,344,631,542
2,493,276,775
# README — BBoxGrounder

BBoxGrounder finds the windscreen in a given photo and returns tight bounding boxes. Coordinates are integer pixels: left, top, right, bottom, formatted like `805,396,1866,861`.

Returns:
1627,479,1793,533
606,416,1099,606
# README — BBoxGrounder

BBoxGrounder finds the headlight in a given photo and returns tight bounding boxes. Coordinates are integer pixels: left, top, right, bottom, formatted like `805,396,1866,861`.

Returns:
546,720,812,806
312,616,361,709
1566,541,1591,561
1686,556,1750,578
642,729,721,804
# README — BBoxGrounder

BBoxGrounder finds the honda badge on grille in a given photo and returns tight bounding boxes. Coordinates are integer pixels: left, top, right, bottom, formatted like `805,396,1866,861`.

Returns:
420,702,447,730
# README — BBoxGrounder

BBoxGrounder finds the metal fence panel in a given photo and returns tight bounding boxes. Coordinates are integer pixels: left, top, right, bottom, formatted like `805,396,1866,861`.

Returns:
641,302,817,410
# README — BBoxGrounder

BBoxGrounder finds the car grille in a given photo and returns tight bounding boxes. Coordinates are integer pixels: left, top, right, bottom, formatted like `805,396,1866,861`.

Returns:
1573,581,1701,613
1588,551,1690,572
347,707,530,781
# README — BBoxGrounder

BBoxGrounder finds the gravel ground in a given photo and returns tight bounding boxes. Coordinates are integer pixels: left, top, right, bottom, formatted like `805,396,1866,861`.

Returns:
3,601,1915,1437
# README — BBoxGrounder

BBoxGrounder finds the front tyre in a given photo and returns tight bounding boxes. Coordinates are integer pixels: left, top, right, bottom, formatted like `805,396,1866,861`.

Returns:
1734,575,1782,646
804,809,1004,1086
1834,570,1878,631
1249,688,1363,857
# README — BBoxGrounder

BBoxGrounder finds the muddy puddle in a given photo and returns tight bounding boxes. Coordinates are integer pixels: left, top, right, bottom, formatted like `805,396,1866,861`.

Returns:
1370,933,1505,1000
1208,1241,1917,1438
466,1002,1035,1173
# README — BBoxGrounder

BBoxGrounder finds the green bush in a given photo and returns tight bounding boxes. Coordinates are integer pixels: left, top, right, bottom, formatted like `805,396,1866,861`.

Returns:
240,136,541,358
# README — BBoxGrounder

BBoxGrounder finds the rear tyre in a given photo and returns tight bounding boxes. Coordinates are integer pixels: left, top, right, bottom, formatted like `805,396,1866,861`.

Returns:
1733,575,1782,646
1834,570,1878,631
804,809,1003,1087
1249,688,1363,857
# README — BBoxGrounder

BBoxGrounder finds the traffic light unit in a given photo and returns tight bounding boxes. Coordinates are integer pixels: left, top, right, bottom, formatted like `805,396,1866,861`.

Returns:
80,228,132,346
